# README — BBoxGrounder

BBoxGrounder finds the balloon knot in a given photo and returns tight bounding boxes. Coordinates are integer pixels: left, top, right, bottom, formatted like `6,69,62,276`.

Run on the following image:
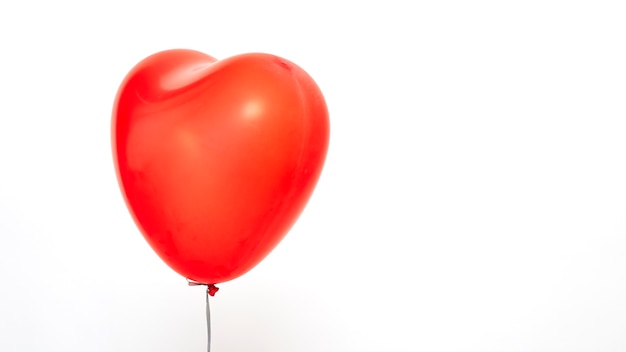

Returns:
207,284,219,296
187,279,219,296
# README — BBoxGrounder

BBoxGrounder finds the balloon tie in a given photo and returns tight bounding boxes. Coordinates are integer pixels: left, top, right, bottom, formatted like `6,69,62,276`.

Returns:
187,280,219,352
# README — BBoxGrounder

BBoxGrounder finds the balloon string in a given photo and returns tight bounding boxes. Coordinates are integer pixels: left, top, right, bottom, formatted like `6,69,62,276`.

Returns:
188,280,219,352
206,288,211,352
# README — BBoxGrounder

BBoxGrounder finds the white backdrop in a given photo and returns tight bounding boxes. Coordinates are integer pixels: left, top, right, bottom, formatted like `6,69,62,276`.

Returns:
1,1,626,351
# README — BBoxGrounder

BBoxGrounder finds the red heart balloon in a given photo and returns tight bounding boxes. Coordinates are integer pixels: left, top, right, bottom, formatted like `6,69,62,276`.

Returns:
112,49,329,284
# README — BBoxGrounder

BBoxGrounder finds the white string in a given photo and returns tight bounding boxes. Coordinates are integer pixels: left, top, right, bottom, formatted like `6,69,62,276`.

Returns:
205,288,211,352
188,279,217,352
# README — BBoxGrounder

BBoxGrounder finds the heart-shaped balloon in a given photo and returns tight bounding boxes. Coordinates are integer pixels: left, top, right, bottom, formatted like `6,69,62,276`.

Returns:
112,49,329,284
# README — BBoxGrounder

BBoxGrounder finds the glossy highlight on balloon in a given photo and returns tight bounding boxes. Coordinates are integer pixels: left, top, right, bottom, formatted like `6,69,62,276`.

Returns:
112,49,329,284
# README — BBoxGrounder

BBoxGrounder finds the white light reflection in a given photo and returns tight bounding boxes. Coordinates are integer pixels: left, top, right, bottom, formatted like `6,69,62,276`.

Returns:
242,99,263,120
160,62,213,91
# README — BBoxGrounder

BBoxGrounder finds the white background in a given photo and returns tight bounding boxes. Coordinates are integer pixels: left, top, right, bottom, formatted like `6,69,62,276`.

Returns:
1,1,626,351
